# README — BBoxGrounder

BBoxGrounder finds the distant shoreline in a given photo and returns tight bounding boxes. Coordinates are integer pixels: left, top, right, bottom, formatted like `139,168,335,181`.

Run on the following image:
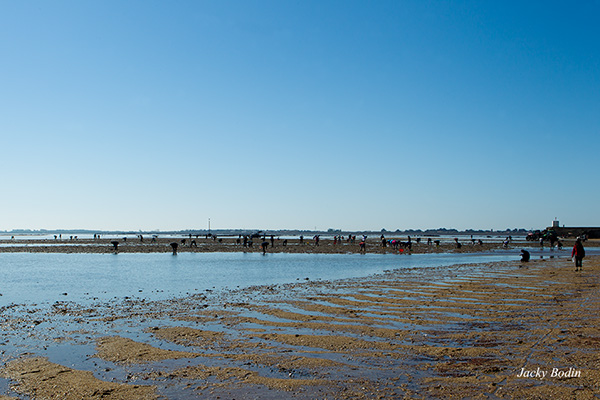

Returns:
0,228,533,237
0,236,597,254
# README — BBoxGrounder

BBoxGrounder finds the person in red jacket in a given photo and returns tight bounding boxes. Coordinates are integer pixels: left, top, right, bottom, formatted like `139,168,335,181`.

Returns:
572,237,585,271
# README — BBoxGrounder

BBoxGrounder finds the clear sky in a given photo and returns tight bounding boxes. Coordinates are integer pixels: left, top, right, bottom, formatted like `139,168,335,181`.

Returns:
1,0,598,232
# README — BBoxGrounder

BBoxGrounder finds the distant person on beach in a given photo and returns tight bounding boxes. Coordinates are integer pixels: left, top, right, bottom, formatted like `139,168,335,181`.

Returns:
261,241,269,254
572,238,585,271
359,241,366,252
520,249,530,262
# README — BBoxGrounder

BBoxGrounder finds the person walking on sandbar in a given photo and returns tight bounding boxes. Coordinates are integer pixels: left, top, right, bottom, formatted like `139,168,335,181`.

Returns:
572,237,585,271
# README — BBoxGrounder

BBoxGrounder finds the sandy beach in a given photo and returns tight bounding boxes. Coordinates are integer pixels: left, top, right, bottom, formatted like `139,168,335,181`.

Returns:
0,245,598,399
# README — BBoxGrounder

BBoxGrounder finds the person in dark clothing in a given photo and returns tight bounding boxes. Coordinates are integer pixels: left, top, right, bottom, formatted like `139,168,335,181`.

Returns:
520,249,530,262
572,238,585,271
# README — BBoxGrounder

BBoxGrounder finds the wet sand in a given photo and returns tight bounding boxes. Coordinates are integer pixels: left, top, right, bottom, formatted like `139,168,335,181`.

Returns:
0,236,596,254
0,252,598,398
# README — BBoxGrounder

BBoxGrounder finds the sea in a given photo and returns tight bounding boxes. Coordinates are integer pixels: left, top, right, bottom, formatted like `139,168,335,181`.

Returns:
0,248,578,306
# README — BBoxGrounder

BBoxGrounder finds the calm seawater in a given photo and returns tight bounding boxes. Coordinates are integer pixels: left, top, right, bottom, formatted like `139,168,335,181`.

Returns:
0,251,566,305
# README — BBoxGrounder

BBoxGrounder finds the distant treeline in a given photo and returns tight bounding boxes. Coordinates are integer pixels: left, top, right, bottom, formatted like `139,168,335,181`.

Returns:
3,228,531,236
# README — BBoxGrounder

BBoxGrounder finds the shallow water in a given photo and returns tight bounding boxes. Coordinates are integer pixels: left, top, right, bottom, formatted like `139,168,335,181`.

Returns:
0,251,551,306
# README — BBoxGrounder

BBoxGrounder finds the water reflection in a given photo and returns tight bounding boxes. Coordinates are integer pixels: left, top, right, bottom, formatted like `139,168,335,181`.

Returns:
0,251,569,306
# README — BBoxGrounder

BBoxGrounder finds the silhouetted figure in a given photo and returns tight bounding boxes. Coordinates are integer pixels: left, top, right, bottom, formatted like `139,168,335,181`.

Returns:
170,242,178,255
283,239,288,246
243,236,248,247
261,241,269,254
520,249,530,262
190,240,197,247
359,241,366,252
111,241,119,253
572,238,585,271
270,235,275,247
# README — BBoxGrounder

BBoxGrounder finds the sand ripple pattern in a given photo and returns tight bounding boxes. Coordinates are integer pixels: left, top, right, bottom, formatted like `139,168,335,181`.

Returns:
0,256,599,399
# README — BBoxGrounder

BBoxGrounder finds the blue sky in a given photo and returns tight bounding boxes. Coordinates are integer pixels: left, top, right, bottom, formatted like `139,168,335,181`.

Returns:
1,0,598,231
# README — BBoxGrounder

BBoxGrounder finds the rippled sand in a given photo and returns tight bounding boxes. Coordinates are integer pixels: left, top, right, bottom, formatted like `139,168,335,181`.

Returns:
0,255,598,399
